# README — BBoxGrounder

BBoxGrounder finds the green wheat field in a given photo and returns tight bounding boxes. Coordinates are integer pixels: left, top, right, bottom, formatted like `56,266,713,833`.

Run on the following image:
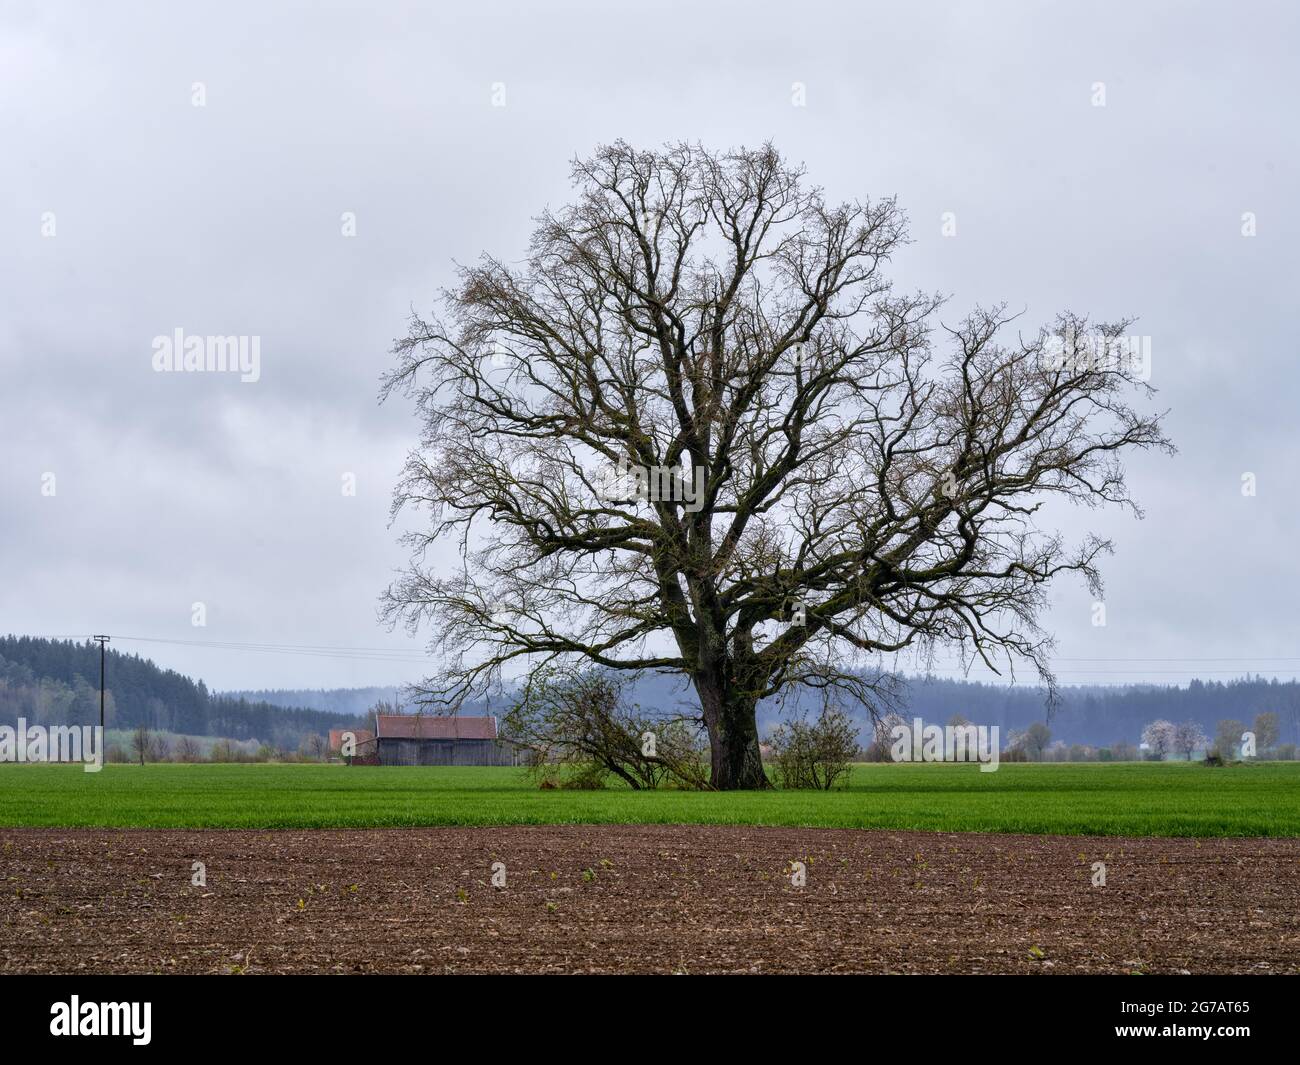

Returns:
1,761,1298,836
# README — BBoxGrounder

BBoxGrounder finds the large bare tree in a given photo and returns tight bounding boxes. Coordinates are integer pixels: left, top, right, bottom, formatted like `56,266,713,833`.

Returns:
381,140,1172,789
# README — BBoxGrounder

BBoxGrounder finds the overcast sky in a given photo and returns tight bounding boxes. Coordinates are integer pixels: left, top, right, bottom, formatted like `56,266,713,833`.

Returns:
2,1,1297,691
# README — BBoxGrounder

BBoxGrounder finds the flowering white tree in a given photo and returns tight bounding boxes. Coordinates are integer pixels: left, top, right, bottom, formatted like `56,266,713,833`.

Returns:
1141,719,1176,760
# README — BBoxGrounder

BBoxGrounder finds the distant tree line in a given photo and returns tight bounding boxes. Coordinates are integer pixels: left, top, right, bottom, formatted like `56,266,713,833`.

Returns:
617,671,1300,749
858,710,1294,763
0,636,361,751
7,635,1300,761
107,724,333,765
227,686,401,716
883,675,1300,748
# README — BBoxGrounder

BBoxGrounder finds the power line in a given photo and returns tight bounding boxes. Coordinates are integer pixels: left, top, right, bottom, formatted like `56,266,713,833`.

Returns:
1038,656,1300,663
15,633,1300,678
112,636,433,664
894,667,1300,678
100,636,1300,665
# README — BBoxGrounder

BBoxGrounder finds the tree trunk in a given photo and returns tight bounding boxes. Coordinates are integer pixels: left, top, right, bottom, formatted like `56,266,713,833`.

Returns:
697,672,770,790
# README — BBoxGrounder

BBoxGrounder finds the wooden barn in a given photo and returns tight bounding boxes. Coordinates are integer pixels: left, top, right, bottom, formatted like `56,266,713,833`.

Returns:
374,714,520,766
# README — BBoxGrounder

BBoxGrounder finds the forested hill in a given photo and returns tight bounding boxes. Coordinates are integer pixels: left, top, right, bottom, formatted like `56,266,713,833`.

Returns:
0,636,360,748
637,671,1300,747
228,686,400,716
5,635,1299,750
885,675,1300,746
245,672,1300,747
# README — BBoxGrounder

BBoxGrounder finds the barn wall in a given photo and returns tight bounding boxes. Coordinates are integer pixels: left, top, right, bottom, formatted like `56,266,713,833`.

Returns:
377,738,520,766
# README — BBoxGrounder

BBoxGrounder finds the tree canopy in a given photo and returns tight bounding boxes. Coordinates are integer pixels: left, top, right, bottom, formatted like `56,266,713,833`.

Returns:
382,140,1172,788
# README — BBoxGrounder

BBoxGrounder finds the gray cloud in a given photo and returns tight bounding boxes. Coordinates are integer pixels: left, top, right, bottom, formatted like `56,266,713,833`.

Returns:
2,0,1297,689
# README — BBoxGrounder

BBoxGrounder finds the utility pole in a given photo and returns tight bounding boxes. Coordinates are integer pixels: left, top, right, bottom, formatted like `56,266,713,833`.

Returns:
92,635,110,731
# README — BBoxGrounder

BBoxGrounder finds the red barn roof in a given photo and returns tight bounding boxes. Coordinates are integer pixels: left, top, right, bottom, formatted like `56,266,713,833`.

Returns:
375,714,498,740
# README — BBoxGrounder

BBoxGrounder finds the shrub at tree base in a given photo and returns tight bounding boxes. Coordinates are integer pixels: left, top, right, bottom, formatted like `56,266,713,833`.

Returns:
766,707,858,790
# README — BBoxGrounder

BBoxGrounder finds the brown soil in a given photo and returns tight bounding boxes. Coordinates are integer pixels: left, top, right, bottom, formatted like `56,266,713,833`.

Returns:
1,826,1297,974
